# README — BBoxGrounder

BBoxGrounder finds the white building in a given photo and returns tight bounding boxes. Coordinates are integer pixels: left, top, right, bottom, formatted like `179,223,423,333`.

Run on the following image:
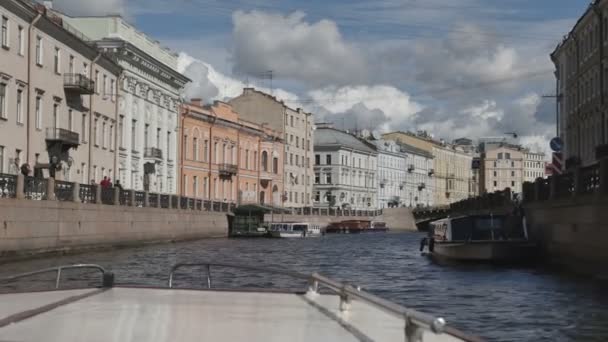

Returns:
372,139,433,208
61,15,189,193
523,151,546,183
313,126,377,210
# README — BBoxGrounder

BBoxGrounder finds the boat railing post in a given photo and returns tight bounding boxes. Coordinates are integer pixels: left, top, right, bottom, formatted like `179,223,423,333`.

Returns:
206,264,212,289
404,315,424,342
307,276,319,294
339,285,351,312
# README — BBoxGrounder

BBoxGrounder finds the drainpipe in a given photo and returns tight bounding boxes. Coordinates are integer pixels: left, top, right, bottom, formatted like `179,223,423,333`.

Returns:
113,74,123,182
208,112,216,200
88,53,102,181
26,13,42,165
179,106,187,196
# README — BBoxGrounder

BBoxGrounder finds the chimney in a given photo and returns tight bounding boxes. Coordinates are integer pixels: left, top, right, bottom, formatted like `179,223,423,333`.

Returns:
190,98,203,107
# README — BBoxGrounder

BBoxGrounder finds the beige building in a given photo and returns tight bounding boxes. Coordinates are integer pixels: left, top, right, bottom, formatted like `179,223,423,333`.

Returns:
551,0,608,167
0,0,121,182
382,131,473,206
479,142,524,194
229,88,314,208
523,151,546,183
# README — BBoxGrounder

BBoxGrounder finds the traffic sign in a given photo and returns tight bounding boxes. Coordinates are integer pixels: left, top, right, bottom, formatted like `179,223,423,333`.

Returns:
550,137,563,152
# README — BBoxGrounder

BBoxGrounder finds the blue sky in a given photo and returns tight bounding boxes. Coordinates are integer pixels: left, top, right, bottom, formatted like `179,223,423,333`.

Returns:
57,0,591,153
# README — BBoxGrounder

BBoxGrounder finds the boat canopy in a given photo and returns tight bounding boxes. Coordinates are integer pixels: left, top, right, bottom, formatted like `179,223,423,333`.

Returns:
233,204,292,215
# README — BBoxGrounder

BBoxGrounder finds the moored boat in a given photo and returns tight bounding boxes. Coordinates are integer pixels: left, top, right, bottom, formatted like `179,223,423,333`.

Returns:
0,263,482,342
326,220,389,234
420,215,537,262
268,222,322,238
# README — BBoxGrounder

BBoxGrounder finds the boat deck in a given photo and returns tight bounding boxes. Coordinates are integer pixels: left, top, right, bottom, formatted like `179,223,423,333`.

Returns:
0,287,465,342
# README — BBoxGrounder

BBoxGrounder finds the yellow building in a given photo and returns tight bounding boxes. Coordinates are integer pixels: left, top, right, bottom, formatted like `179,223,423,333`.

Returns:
382,132,473,206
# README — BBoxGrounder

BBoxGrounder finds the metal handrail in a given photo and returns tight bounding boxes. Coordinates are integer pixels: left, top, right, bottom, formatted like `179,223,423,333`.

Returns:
0,264,113,289
167,261,480,341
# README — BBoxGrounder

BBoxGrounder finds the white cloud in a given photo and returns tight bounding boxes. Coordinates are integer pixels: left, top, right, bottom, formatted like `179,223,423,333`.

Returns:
231,10,368,86
53,0,126,16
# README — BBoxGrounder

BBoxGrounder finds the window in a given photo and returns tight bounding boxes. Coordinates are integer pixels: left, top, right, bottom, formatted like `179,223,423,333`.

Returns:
131,120,137,150
109,124,114,150
95,71,99,93
315,154,320,165
193,176,198,197
16,89,22,124
296,137,299,148
167,131,171,160
511,161,515,167
0,145,3,173
511,181,515,187
289,153,293,166
290,116,294,127
315,173,320,184
81,113,87,142
493,181,497,187
261,151,268,171
144,124,150,149
35,96,42,129
493,171,497,177
193,137,198,160
273,157,278,173
118,116,124,147
498,153,503,159
204,140,209,162
296,155,299,166
69,55,74,74
505,153,511,160
102,121,107,148
35,36,42,65
0,83,5,119
103,75,107,96
326,173,332,184
156,128,161,149
245,148,249,168
314,191,320,202
18,26,24,55
1,16,8,49
94,118,99,146
110,79,115,101
511,171,515,177
54,48,60,73
326,155,331,165
83,62,88,75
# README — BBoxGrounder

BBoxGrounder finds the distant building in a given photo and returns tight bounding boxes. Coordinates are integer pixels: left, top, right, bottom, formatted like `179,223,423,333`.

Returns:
229,88,314,208
551,1,608,167
0,0,121,181
370,139,433,208
523,151,546,183
179,99,284,205
61,15,190,194
383,131,473,206
313,125,377,210
479,142,524,194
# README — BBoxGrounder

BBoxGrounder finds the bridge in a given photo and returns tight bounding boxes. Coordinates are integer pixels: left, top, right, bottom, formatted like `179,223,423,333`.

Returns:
412,189,516,231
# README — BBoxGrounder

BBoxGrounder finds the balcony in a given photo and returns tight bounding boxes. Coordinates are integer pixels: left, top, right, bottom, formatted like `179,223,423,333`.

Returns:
408,164,415,172
219,163,238,176
428,169,435,176
144,147,163,160
418,183,426,191
45,128,79,148
63,74,95,94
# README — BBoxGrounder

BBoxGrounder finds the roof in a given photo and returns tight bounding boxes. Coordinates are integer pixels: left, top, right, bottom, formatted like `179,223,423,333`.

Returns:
314,128,377,154
397,142,434,159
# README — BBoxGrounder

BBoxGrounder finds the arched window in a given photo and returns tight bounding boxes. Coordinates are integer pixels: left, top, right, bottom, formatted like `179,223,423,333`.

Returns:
262,151,269,171
273,157,278,174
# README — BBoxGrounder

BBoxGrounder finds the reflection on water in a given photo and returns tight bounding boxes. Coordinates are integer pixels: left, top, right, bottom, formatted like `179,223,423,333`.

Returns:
1,232,607,342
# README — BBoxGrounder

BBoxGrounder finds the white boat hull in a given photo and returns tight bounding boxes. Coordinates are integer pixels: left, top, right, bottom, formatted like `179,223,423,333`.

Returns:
269,231,321,238
431,240,537,262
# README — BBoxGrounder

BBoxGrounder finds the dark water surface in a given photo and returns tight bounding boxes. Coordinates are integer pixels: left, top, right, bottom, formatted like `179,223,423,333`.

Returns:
1,232,607,342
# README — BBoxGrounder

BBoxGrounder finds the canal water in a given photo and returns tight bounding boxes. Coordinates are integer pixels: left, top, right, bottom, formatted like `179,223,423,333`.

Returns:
1,232,607,342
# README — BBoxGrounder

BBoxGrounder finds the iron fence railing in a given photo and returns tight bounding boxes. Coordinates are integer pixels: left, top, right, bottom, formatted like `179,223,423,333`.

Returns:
180,196,188,209
54,180,74,201
160,194,170,209
171,195,179,209
120,190,132,206
134,191,145,207
101,187,114,205
79,184,96,203
0,173,17,198
204,200,212,211
148,193,159,208
24,177,47,200
212,201,220,212
196,199,203,211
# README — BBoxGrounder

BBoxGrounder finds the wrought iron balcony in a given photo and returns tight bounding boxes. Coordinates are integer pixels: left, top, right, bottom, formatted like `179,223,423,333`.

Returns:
45,128,79,147
408,164,415,172
418,183,426,190
144,147,163,160
428,169,435,176
63,74,95,94
219,163,238,176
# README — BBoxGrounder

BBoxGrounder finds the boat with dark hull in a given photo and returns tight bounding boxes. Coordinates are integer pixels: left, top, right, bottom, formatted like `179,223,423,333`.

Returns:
326,220,389,234
420,215,537,263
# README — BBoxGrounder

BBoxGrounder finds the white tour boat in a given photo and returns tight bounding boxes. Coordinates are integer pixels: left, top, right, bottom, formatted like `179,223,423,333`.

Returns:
0,263,482,342
269,222,322,238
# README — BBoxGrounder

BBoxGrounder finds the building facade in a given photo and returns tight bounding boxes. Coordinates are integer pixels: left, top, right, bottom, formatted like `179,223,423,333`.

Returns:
551,0,608,167
523,151,546,183
383,131,473,206
62,15,189,194
179,99,284,206
479,142,524,194
0,0,120,183
372,139,433,208
313,126,377,210
229,88,314,208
